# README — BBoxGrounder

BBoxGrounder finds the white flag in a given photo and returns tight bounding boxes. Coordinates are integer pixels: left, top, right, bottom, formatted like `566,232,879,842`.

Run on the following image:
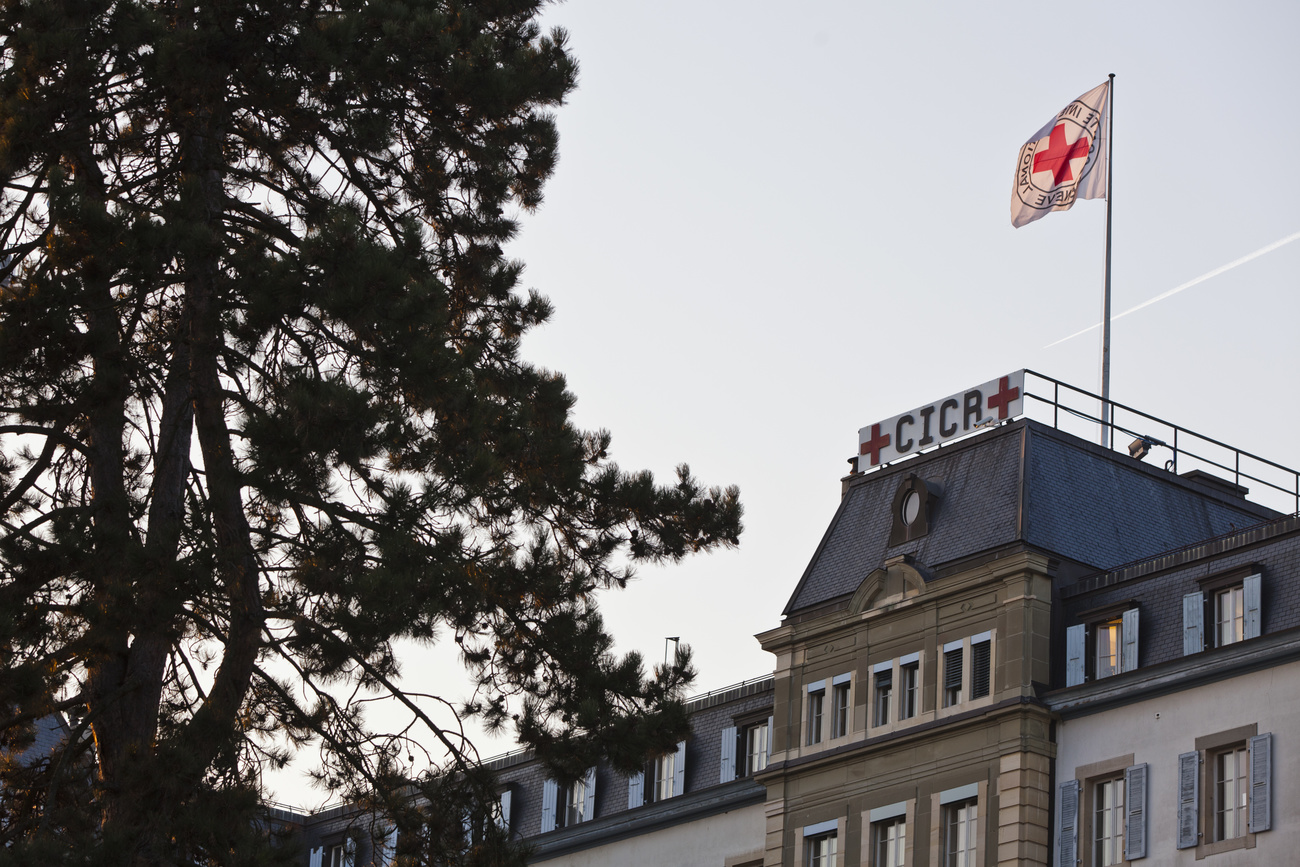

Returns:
1010,82,1109,228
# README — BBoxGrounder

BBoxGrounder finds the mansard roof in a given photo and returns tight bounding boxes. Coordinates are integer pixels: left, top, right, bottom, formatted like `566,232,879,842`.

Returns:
783,419,1279,616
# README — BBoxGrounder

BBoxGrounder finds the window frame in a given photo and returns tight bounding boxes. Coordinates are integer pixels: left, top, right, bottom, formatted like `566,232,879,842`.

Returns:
899,655,920,720
867,801,910,867
806,681,825,745
941,797,978,867
872,663,893,728
800,819,841,867
831,675,852,739
744,717,771,776
1066,607,1137,686
1178,725,1272,857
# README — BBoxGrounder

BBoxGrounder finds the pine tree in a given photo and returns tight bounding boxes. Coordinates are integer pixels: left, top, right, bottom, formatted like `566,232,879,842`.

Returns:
0,1,742,863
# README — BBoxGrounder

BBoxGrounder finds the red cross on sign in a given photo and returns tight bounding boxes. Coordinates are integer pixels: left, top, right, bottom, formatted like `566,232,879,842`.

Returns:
859,423,891,467
1033,122,1091,187
987,376,1021,420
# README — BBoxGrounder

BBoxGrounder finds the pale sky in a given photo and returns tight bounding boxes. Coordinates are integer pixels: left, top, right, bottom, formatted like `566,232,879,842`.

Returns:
273,0,1300,804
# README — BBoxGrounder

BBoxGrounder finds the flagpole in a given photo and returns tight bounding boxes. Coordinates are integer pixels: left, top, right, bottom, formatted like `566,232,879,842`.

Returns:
1100,73,1115,448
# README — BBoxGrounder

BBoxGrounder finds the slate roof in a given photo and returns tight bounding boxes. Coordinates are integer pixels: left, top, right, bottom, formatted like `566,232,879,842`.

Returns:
783,420,1280,615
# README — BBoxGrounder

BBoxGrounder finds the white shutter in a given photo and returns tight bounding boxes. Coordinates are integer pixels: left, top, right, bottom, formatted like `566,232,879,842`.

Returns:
309,847,323,867
1066,624,1086,686
1177,751,1199,849
579,766,596,823
767,716,774,759
1244,573,1263,639
627,771,644,809
461,812,473,844
540,779,558,832
1121,608,1139,673
497,789,512,830
720,725,737,783
342,837,356,867
672,740,687,797
1125,763,1148,860
1183,592,1204,655
1058,779,1079,867
1249,732,1272,832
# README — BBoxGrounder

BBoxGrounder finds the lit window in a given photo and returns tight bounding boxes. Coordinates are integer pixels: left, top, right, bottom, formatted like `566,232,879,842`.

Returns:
831,678,851,738
1215,586,1244,647
745,720,769,775
1093,776,1124,867
872,667,892,728
899,659,919,720
942,798,977,867
807,684,825,745
1067,611,1138,686
1095,617,1123,679
806,830,838,867
1213,745,1248,841
872,815,906,867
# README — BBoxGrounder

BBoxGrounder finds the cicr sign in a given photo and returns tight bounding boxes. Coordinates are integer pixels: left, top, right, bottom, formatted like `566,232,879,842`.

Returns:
857,371,1024,468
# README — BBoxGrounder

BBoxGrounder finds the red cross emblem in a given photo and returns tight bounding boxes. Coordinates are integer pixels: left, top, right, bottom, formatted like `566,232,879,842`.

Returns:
859,423,891,467
987,376,1020,420
1032,122,1091,187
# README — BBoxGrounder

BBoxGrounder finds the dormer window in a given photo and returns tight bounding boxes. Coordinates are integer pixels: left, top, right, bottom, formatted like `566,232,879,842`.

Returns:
888,474,941,546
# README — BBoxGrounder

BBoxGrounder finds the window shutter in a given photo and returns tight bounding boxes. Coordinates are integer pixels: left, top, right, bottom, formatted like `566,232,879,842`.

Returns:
1121,608,1139,673
627,771,644,809
461,812,474,845
1066,624,1086,686
720,725,737,783
1244,573,1263,640
1176,751,1199,849
342,837,356,867
672,740,687,797
1182,592,1204,655
1058,779,1079,867
767,716,774,759
379,830,397,867
971,638,991,699
1249,732,1272,832
1124,763,1148,860
497,789,512,830
541,779,558,832
944,646,963,691
309,848,323,867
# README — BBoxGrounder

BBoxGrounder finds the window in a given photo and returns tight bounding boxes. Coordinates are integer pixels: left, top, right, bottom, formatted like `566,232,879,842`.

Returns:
1215,586,1244,647
1183,573,1261,654
805,828,838,867
873,665,892,728
1066,610,1138,686
942,798,977,867
1177,729,1272,853
720,719,770,782
326,839,355,867
899,656,919,720
627,740,685,807
745,719,770,775
542,767,595,831
653,751,675,802
942,644,963,707
1213,745,1248,841
872,815,906,867
970,636,991,700
831,676,851,738
1093,776,1124,866
807,683,825,745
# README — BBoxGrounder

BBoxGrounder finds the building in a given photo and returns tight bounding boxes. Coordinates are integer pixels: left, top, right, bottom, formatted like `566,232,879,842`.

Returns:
286,370,1300,866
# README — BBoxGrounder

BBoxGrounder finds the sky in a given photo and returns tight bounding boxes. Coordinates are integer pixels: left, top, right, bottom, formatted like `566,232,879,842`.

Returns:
273,0,1300,804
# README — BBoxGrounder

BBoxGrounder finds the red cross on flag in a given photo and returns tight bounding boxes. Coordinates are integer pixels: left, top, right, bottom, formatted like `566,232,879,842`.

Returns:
1011,82,1109,228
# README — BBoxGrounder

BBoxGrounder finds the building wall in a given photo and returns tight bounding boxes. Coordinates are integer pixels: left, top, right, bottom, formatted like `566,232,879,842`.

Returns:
531,801,765,866
1053,658,1300,866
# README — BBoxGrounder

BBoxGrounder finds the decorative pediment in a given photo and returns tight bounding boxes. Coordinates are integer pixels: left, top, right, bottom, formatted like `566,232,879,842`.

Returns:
849,554,928,614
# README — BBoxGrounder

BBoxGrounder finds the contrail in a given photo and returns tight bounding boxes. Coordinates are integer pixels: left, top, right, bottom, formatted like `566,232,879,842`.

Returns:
1043,229,1300,349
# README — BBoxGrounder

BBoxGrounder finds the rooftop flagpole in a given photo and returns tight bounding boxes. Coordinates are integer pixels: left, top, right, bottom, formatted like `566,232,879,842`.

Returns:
1100,73,1115,448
